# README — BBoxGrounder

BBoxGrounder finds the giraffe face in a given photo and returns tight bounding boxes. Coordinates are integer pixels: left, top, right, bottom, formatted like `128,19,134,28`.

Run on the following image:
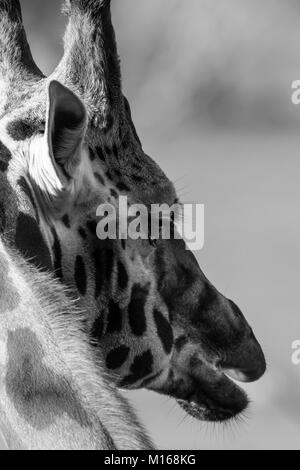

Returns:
84,97,265,422
0,80,265,424
95,234,266,422
79,102,265,421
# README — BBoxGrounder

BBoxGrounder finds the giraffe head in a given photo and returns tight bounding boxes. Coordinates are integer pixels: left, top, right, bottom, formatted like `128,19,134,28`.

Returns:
0,0,266,423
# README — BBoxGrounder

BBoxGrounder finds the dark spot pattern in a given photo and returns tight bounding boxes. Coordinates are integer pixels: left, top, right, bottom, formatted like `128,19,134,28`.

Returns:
17,177,39,223
117,261,128,291
174,335,188,352
116,182,130,192
51,227,63,280
104,114,114,133
132,161,141,171
106,345,130,370
6,329,92,430
93,244,115,298
132,175,143,183
89,147,96,161
0,202,6,233
62,214,71,228
15,213,52,272
106,300,122,334
78,227,87,240
91,315,104,341
118,125,123,141
112,144,118,158
106,170,113,181
0,161,8,172
113,169,122,179
87,220,97,236
153,310,174,355
110,188,119,199
105,249,114,283
120,350,154,387
75,255,87,296
128,284,149,337
7,119,37,141
0,141,12,172
96,146,105,162
104,146,112,156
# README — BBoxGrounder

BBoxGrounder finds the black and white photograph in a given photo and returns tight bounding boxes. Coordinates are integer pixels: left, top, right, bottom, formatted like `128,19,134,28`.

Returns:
0,0,299,452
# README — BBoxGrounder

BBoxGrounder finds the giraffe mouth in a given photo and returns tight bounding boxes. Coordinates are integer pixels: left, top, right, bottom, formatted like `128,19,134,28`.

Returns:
176,366,249,422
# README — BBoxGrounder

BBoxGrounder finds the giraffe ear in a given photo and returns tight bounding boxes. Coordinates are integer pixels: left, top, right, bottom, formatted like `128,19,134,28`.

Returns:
46,80,87,181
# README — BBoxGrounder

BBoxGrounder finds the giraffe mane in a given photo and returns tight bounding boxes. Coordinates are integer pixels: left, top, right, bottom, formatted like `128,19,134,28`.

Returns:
4,242,153,449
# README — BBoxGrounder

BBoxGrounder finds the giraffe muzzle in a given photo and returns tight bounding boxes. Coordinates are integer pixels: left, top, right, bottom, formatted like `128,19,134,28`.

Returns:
170,328,266,422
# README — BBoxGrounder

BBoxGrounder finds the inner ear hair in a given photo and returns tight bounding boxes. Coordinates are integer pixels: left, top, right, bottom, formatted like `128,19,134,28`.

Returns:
48,80,87,180
28,81,89,212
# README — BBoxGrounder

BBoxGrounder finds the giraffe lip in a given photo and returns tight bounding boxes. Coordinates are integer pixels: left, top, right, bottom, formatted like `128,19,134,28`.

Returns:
177,369,249,422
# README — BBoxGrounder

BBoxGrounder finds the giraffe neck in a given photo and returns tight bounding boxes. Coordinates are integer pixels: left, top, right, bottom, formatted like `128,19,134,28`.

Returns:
0,238,153,449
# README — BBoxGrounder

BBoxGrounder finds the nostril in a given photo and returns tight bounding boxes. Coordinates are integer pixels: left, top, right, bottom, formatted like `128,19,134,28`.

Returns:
223,368,251,383
222,362,266,383
219,339,267,383
240,362,266,382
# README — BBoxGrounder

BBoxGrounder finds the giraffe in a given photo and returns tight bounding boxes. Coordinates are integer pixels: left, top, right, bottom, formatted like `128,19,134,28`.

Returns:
51,0,267,421
0,0,266,445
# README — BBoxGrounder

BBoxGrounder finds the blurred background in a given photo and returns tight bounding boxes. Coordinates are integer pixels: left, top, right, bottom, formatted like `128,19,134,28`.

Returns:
9,0,300,449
